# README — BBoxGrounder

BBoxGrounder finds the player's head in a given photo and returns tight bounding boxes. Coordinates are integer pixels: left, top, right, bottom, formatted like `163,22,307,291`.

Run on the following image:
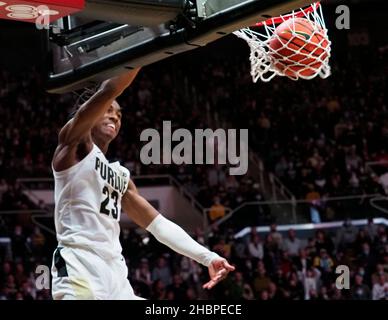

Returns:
91,100,122,144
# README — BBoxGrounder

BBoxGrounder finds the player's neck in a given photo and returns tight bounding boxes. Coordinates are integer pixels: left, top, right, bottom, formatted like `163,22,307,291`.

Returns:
93,137,109,155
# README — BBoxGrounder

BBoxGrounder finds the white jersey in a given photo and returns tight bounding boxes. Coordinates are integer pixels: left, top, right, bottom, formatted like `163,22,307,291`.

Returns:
53,144,130,260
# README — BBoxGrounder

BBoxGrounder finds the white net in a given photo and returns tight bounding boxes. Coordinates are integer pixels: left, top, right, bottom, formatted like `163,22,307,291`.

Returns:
233,2,331,82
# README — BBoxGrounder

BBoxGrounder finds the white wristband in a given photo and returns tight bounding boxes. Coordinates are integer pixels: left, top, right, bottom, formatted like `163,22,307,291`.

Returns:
146,214,220,267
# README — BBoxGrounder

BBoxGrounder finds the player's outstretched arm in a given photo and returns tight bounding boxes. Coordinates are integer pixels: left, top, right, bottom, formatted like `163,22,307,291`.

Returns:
122,182,235,289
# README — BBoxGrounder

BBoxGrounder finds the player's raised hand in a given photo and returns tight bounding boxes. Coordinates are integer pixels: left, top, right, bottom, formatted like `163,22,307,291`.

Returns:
203,258,235,290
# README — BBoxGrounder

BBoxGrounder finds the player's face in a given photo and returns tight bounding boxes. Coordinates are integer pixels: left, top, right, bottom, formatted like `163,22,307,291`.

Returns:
94,101,122,142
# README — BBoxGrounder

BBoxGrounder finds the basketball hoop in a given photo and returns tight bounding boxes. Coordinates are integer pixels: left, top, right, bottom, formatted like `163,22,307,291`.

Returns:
234,2,331,82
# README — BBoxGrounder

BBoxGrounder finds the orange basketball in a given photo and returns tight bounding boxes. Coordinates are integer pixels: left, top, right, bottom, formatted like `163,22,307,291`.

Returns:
268,18,329,79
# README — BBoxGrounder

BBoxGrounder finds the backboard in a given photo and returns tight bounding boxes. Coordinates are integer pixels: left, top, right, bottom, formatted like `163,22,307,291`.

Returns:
45,0,317,93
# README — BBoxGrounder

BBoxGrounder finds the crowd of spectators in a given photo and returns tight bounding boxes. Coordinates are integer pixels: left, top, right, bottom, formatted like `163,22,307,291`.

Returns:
0,218,53,300
0,63,267,218
180,44,388,203
1,215,387,300
1,169,387,301
0,30,387,212
138,218,388,300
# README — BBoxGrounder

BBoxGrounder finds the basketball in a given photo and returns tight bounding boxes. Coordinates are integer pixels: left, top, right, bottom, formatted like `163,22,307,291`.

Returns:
268,17,330,79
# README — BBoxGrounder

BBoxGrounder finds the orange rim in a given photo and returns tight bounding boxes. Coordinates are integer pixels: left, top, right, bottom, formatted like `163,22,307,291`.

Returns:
255,2,320,27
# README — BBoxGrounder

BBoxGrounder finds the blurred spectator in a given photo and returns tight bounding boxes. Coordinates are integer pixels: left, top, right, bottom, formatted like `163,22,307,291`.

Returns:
14,263,27,288
269,224,283,249
295,248,312,275
366,218,379,240
313,249,334,273
267,282,282,300
372,274,388,300
303,268,321,300
284,272,303,300
357,243,377,276
179,256,202,284
4,274,17,298
151,279,167,300
318,286,330,300
20,280,35,300
253,262,271,297
152,257,172,286
221,271,254,300
185,287,198,300
331,287,344,300
247,234,264,262
232,237,248,267
213,237,232,260
314,230,335,255
374,226,388,253
11,225,27,260
29,226,46,258
336,219,357,250
259,289,269,301
278,250,293,276
208,196,226,222
272,267,288,288
371,264,388,285
134,258,152,287
166,274,187,300
354,228,372,254
350,274,371,300
283,229,303,257
382,254,388,273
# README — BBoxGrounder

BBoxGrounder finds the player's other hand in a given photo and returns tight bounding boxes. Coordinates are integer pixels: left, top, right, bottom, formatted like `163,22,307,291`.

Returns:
203,258,235,290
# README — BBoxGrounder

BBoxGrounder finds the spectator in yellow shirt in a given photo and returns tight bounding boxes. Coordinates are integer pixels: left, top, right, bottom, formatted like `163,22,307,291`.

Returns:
313,249,334,273
208,196,226,222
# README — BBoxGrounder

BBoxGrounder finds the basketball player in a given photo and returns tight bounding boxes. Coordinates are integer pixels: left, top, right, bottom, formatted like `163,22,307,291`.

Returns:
51,69,235,300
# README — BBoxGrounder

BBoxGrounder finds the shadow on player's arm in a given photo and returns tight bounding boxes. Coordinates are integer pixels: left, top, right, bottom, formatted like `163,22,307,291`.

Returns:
122,179,235,290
